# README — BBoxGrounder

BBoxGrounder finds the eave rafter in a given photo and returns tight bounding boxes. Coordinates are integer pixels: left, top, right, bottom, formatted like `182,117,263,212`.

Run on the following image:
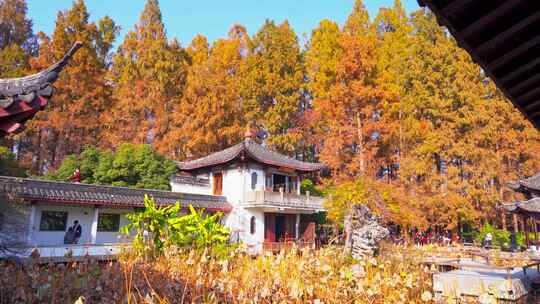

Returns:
418,0,540,130
0,42,82,135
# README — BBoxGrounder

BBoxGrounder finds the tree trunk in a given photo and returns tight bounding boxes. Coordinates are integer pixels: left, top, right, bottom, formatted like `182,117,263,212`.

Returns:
356,112,365,175
501,209,507,232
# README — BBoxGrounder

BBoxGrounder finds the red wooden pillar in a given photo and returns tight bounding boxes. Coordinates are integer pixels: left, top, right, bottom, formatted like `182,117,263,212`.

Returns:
264,213,276,242
501,209,507,232
513,214,519,233
524,215,530,248
535,217,539,246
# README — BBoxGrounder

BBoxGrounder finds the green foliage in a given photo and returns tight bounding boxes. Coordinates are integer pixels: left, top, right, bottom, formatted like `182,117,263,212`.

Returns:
122,195,231,259
43,143,177,190
325,178,372,226
121,195,181,258
0,145,26,177
475,223,510,248
168,204,230,249
474,223,526,249
300,178,323,196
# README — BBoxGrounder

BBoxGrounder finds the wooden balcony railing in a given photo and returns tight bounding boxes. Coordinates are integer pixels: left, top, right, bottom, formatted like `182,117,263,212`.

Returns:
263,241,315,252
244,190,325,211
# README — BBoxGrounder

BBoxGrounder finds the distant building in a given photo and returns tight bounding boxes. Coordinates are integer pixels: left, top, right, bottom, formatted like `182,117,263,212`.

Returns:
0,131,326,258
173,129,326,253
501,172,540,248
0,176,230,258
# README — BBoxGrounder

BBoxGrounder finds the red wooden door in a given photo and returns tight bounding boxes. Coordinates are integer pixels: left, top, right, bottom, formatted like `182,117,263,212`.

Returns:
213,172,222,195
264,213,276,242
299,214,316,242
302,222,316,242
284,214,296,241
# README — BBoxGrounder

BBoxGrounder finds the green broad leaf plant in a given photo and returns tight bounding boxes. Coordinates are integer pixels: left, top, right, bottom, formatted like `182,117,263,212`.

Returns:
121,195,230,259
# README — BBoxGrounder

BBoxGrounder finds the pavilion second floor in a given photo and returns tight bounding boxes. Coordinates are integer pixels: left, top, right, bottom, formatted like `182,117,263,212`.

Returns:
243,190,325,213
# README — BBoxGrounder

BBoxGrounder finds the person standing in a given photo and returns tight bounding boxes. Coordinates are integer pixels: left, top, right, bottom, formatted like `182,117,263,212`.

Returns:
70,168,81,183
72,220,82,244
483,232,493,249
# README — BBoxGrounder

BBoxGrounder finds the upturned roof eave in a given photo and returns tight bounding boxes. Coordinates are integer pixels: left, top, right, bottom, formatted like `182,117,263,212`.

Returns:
176,139,325,173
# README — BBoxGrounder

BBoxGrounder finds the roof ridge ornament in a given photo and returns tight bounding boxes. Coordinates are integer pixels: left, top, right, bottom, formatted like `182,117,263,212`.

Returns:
244,125,256,141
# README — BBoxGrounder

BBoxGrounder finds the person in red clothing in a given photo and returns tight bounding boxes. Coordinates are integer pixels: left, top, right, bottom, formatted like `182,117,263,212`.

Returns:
70,168,81,183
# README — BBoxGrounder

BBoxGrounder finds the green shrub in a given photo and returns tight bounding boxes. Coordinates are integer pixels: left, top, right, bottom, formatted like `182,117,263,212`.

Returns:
474,223,528,249
122,195,231,259
475,223,509,248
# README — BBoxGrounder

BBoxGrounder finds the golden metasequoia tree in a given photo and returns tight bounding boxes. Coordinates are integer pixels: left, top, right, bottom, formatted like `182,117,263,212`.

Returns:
311,0,386,179
240,20,305,154
162,26,248,159
305,19,342,101
1,0,539,230
104,0,188,150
0,0,36,160
18,0,118,173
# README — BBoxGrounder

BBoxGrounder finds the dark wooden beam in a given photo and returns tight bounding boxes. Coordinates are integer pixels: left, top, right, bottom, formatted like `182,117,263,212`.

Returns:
459,0,526,40
488,35,540,71
525,99,540,112
477,10,540,55
517,86,540,105
508,73,540,96
530,110,540,119
418,0,540,131
441,0,475,16
499,56,540,85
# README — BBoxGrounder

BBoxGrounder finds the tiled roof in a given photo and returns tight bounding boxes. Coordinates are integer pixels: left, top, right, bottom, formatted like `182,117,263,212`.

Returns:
0,42,82,134
501,198,540,214
176,139,325,172
0,176,231,212
508,172,540,192
170,175,209,187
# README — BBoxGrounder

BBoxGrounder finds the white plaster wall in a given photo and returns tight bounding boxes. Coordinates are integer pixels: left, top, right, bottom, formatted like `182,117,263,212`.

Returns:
219,163,267,253
0,196,31,246
170,182,211,195
31,204,132,246
32,204,94,246
95,208,132,244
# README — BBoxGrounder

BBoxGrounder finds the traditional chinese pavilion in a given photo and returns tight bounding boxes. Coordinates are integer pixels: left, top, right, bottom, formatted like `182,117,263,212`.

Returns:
501,172,540,247
173,130,326,252
0,42,82,135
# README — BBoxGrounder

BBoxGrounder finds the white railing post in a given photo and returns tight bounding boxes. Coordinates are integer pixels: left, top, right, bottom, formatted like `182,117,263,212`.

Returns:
306,191,310,206
295,214,300,240
27,204,36,246
90,207,99,244
279,187,284,203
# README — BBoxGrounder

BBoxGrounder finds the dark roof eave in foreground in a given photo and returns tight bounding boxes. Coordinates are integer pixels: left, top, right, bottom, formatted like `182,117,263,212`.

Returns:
417,1,540,130
0,176,232,212
176,139,326,172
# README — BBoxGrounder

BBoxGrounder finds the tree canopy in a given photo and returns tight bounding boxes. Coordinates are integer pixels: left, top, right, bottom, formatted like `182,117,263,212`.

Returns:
2,0,540,229
43,144,177,190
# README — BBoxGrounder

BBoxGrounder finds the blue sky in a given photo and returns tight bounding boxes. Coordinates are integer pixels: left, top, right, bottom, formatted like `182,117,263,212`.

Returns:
27,0,419,48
